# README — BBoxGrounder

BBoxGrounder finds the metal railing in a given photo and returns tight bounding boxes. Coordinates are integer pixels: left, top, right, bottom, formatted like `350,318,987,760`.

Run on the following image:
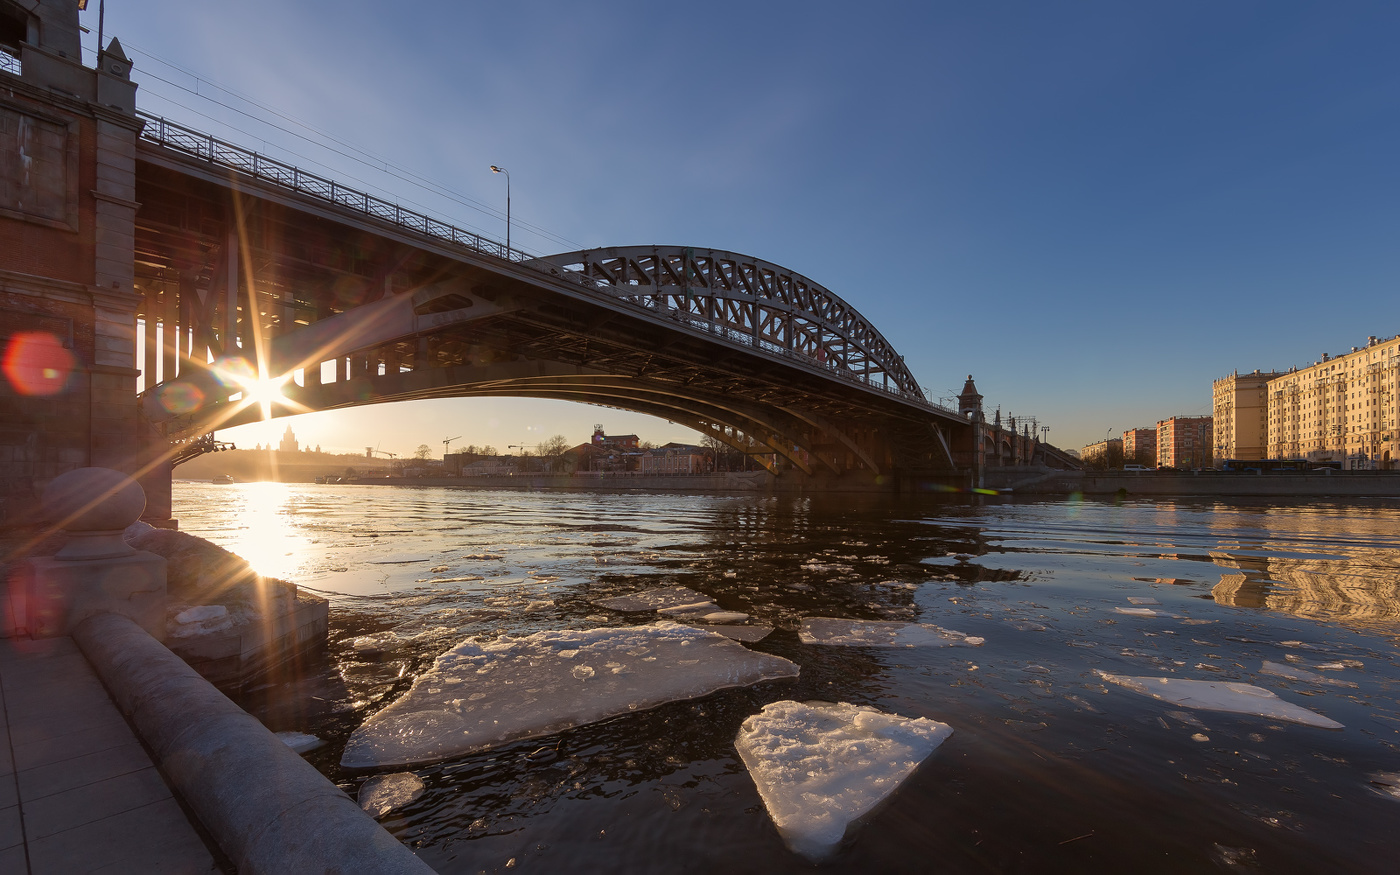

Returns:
136,112,954,414
0,48,20,77
138,112,519,263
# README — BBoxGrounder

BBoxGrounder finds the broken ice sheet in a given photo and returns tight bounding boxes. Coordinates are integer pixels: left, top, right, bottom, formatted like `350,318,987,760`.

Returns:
359,771,426,818
1096,671,1343,729
708,624,773,643
341,623,799,768
800,617,984,648
593,585,710,612
1112,607,1183,618
1260,660,1357,687
736,701,953,861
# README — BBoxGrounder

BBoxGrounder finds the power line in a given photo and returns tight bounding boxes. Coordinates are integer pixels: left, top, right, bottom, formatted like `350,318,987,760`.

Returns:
82,35,585,252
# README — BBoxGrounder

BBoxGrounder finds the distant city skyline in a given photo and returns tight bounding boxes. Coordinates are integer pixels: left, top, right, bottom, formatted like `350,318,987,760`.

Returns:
90,2,1400,453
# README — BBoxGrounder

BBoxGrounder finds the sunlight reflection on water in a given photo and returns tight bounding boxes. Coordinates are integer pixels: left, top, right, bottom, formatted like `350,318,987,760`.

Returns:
171,484,1400,874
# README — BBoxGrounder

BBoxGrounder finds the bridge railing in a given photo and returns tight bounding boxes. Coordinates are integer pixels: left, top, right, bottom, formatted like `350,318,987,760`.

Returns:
138,113,519,263
136,112,961,416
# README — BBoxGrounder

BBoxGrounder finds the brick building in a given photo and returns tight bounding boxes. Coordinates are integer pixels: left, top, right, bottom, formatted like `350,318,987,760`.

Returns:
1120,427,1157,467
1156,416,1213,469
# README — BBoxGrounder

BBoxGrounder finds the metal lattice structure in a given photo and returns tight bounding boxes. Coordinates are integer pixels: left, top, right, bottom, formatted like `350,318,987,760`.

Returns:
136,114,934,410
535,247,924,401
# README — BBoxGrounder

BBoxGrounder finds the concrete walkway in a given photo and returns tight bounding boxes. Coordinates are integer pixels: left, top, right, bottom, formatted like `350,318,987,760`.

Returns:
0,635,219,874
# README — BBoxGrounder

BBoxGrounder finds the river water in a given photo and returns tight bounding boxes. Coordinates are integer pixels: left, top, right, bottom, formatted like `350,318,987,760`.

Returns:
172,482,1400,873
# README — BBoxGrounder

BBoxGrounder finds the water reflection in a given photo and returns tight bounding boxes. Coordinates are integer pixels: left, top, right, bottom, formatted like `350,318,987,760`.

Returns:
173,486,1400,874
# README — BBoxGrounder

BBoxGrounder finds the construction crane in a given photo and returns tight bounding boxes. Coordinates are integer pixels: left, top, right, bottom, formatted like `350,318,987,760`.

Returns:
443,435,463,456
365,443,398,459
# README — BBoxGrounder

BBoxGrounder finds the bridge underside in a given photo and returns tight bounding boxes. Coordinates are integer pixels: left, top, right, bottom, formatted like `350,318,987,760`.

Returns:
131,141,973,489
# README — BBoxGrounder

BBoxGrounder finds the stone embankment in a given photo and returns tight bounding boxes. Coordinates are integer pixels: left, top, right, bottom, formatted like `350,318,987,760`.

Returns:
984,466,1400,497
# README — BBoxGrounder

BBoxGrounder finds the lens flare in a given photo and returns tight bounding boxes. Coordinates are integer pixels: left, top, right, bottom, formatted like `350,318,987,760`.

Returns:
3,331,75,396
156,380,207,414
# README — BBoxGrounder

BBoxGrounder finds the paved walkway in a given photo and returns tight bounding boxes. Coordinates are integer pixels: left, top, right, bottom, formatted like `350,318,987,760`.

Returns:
0,635,220,873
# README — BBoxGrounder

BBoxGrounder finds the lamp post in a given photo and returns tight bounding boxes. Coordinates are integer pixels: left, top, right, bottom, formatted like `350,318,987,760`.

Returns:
489,165,510,256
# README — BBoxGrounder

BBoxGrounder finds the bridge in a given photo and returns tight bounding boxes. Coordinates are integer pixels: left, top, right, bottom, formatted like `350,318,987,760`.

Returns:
0,15,1071,526
130,116,983,481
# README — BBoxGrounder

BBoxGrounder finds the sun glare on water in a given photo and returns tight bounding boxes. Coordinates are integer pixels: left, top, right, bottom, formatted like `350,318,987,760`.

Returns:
224,482,309,582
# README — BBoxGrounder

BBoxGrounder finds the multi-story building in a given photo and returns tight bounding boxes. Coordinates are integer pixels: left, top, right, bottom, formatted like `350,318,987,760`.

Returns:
1080,438,1122,468
1213,370,1281,463
1121,427,1157,467
1157,416,1213,469
1265,335,1400,469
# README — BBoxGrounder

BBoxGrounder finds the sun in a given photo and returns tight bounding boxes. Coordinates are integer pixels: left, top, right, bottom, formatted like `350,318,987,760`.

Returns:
235,371,292,419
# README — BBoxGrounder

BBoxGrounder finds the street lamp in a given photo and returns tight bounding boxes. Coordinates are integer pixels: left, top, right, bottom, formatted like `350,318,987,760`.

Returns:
489,165,510,256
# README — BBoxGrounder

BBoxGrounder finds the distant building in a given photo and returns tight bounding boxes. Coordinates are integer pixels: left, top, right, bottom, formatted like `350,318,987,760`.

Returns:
279,425,299,453
592,425,639,450
1121,427,1157,467
1081,438,1122,467
1213,370,1281,463
1263,335,1400,470
1157,416,1212,469
640,443,710,475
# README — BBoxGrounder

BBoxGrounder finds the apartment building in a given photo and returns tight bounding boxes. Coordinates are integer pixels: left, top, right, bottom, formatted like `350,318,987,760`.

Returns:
1265,335,1400,469
1157,416,1213,469
1080,438,1122,467
1212,370,1282,463
1121,427,1157,467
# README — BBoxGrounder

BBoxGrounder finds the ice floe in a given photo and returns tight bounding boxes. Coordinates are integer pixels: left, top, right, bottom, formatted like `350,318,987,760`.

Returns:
275,731,324,753
1097,671,1343,728
708,625,773,643
358,772,425,818
735,701,953,861
350,631,402,654
1112,607,1183,618
597,586,753,626
799,618,984,648
1260,660,1356,687
593,585,710,612
341,623,799,768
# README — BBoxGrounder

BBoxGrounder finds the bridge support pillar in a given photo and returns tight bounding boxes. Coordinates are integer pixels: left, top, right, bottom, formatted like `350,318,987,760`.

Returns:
0,4,146,529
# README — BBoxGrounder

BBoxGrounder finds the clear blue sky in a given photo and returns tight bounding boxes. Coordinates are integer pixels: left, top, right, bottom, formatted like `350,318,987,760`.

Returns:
90,1,1400,455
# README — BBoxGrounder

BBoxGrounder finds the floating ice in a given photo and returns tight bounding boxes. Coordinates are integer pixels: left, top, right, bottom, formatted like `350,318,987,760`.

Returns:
1260,660,1356,687
694,611,751,624
351,631,402,654
593,585,711,613
1097,671,1343,728
275,731,324,753
799,618,984,648
708,625,773,643
1112,607,1182,618
735,701,953,861
341,623,799,768
358,772,425,818
1126,597,1160,605
657,600,721,618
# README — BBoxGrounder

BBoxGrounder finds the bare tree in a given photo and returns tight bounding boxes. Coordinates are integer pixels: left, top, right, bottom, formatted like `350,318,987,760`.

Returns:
538,434,570,458
414,444,432,460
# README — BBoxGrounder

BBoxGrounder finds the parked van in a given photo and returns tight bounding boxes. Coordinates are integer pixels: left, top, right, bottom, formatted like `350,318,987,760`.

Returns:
1122,464,1153,472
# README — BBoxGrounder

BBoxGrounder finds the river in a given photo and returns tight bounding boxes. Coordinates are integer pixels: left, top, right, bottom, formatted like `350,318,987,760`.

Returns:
172,482,1400,873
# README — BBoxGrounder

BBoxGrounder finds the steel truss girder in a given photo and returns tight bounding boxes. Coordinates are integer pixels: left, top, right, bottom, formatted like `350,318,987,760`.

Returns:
287,365,822,476
534,246,923,400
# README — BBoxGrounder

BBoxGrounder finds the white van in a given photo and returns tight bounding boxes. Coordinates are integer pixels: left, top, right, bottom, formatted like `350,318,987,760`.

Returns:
1122,464,1153,472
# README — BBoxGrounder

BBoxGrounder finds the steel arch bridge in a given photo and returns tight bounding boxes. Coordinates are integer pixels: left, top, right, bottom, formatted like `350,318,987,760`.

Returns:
530,247,924,401
132,115,971,482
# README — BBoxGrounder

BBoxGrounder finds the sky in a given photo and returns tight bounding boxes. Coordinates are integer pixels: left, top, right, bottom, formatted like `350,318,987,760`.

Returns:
85,1,1400,456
